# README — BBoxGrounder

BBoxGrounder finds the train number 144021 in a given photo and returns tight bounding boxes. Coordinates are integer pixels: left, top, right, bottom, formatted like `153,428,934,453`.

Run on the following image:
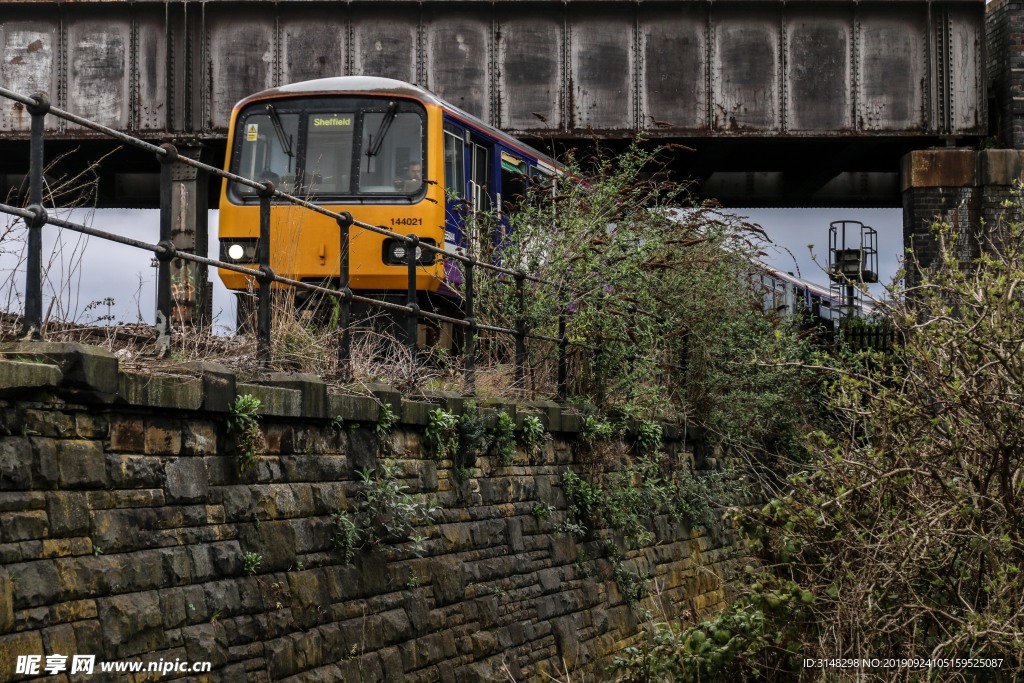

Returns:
390,217,423,227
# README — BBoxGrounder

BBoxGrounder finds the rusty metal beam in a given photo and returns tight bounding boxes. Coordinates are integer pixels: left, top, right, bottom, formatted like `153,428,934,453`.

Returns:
0,0,986,141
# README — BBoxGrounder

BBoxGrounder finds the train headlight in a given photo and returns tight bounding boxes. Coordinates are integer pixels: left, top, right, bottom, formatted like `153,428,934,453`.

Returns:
220,238,259,263
384,238,436,265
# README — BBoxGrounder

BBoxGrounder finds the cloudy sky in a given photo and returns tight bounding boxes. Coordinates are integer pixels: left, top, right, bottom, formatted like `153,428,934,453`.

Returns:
0,206,903,333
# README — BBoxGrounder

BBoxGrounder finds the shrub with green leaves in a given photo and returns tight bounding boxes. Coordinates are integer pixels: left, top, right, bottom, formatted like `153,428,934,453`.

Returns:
491,411,517,465
228,394,264,473
519,415,547,458
331,460,441,562
424,408,459,460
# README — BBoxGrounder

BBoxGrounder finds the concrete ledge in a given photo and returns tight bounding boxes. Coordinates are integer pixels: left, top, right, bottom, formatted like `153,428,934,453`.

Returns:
182,362,236,412
262,373,329,420
525,400,562,433
329,392,379,423
236,383,302,418
979,149,1024,186
901,149,977,191
0,342,118,397
401,400,434,426
118,372,203,411
0,359,62,395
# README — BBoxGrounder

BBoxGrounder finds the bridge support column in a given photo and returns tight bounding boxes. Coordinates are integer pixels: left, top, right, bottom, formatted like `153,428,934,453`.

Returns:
902,149,1024,285
167,146,211,328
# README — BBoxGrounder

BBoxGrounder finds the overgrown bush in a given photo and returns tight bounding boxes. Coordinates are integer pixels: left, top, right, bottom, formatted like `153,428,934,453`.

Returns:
618,204,1024,680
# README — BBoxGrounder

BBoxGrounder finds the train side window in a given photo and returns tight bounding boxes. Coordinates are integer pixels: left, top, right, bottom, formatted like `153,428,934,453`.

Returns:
471,142,491,213
444,129,465,199
499,152,527,217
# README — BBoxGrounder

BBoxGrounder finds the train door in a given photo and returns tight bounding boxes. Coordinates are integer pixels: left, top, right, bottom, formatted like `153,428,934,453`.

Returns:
443,123,466,254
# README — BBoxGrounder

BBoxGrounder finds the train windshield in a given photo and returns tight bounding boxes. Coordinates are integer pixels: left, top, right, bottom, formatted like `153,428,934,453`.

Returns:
229,97,425,201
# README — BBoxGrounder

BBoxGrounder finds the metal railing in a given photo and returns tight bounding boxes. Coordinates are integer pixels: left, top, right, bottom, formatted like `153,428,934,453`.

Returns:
0,86,678,400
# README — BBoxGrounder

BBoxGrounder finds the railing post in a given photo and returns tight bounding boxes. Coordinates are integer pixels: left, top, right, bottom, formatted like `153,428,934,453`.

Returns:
464,261,476,393
336,212,353,380
257,181,275,370
155,143,179,356
405,234,419,359
557,307,567,402
22,91,50,340
514,270,526,394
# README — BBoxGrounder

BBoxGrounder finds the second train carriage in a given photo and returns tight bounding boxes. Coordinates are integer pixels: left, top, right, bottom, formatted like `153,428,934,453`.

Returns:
217,76,561,319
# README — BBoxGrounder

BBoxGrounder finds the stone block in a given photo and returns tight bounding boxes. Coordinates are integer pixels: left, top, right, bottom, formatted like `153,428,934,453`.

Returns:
106,454,163,488
267,636,296,679
0,569,12,633
0,491,44,513
0,631,43,679
430,559,465,607
183,622,229,669
1,342,118,398
240,520,296,573
550,535,578,565
98,590,166,658
347,427,378,473
74,413,108,440
287,570,330,630
55,439,105,488
165,458,209,503
525,400,561,432
144,419,182,455
0,437,33,489
237,383,302,418
264,372,329,419
8,560,58,609
182,422,218,456
109,416,145,452
23,408,73,438
0,510,47,543
41,622,77,657
91,508,158,554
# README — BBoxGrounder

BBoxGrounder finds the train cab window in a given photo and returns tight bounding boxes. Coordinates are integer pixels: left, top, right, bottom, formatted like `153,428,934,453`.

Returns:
305,112,354,194
233,109,300,196
359,111,424,195
444,128,465,198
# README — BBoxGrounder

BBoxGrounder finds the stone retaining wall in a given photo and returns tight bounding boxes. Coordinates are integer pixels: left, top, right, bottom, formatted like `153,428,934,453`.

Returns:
0,342,742,682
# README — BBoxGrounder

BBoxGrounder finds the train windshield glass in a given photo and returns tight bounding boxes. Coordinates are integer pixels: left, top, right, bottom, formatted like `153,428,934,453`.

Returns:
305,113,355,195
234,111,300,195
229,98,425,201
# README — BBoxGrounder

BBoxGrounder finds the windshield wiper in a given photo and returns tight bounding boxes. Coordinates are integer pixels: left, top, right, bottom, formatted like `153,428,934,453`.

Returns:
265,104,294,172
365,101,398,159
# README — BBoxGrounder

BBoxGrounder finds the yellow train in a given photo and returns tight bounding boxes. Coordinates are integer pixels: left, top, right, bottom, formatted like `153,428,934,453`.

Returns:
217,76,560,317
